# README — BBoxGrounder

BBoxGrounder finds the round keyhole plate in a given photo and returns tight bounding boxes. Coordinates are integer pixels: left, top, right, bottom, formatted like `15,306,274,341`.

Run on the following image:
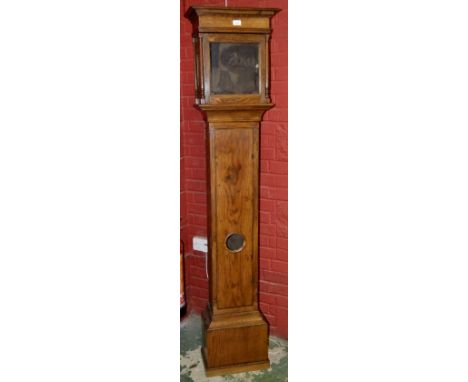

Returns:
225,233,246,253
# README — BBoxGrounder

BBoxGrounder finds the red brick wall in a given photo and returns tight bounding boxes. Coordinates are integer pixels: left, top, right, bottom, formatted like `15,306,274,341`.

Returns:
180,0,288,338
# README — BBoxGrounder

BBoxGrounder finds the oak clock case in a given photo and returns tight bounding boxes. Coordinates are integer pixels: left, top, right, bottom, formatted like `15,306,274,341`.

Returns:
186,6,280,377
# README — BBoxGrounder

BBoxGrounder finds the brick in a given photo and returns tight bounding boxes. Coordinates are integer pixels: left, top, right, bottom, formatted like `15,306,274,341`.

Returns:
260,247,276,259
190,276,208,289
187,254,203,267
260,174,276,187
185,194,195,204
264,2,286,12
184,108,205,122
188,203,207,215
276,108,289,121
190,265,208,278
271,260,287,273
188,214,207,227
186,0,223,6
229,0,262,6
260,234,276,248
188,233,207,243
268,305,277,317
270,81,288,95
271,22,287,38
260,121,276,135
187,121,206,130
189,167,206,180
276,134,288,161
181,71,194,83
260,198,276,212
274,326,287,339
260,187,272,199
259,292,276,305
269,160,287,174
271,51,288,63
193,192,207,204
180,58,194,72
186,180,206,192
193,226,207,234
272,122,288,135
264,109,287,122
276,307,288,338
181,144,190,157
183,132,204,145
276,248,288,261
261,134,275,148
186,147,204,160
187,226,207,237
260,160,269,172
277,237,288,250
190,296,207,311
272,94,288,108
191,285,209,298
259,257,271,271
263,313,276,326
185,157,205,169
180,84,194,97
259,211,270,224
267,282,288,296
259,280,269,293
276,295,288,308
276,201,287,222
182,241,191,255
260,223,276,236
276,223,287,239
191,254,207,265
263,270,288,284
260,174,287,188
261,147,275,160
271,38,288,53
270,187,287,201
184,168,194,179
262,0,287,7
180,47,191,60
180,119,189,131
273,67,288,81
189,263,206,276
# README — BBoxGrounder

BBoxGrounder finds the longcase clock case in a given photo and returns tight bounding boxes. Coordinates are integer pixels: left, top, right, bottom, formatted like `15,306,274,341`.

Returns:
185,6,280,377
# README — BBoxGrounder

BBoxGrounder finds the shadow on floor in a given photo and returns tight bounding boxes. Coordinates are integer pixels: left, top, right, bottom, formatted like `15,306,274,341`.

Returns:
180,314,288,382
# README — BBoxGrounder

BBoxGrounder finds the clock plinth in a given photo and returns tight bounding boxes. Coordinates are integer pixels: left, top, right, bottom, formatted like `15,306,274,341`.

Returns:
186,6,280,377
202,307,270,376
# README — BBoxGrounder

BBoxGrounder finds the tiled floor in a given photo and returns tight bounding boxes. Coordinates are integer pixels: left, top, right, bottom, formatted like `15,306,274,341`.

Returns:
180,314,288,382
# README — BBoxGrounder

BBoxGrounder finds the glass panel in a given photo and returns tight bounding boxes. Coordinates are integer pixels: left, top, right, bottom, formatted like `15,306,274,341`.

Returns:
210,43,259,95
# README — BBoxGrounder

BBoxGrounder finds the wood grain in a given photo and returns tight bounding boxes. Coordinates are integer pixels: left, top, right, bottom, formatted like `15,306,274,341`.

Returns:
186,6,279,34
214,127,254,309
202,307,270,373
198,14,270,32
